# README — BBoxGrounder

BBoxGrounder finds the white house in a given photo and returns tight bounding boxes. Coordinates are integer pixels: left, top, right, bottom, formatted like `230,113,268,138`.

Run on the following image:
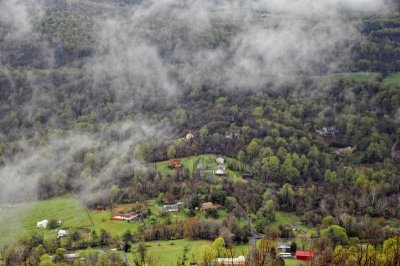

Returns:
36,220,48,228
217,255,246,265
185,133,194,141
163,204,179,212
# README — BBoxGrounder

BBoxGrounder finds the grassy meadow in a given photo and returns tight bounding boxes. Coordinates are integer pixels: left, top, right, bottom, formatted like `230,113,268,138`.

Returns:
128,239,250,266
316,71,400,86
156,153,251,182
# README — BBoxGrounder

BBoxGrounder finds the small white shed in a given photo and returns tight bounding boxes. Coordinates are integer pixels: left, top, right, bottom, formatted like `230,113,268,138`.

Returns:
57,230,68,238
36,220,49,228
216,156,224,164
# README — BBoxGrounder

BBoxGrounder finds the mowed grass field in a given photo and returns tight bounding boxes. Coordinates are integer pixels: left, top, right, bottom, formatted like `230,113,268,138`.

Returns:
0,195,142,245
383,73,400,86
318,71,400,86
0,195,92,245
0,196,313,265
128,239,250,266
317,72,380,82
156,153,250,182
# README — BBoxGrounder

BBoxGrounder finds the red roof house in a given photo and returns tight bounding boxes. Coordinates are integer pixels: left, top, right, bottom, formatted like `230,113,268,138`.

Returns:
168,159,181,169
295,251,315,261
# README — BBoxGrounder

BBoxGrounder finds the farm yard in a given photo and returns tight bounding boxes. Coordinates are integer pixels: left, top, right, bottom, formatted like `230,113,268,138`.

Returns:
155,154,252,182
0,194,315,265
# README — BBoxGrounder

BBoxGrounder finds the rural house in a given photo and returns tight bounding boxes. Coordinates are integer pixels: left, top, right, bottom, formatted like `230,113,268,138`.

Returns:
316,126,337,136
216,156,224,164
162,204,179,212
200,202,222,211
110,212,138,221
185,133,194,141
277,242,291,253
169,159,181,169
216,255,246,265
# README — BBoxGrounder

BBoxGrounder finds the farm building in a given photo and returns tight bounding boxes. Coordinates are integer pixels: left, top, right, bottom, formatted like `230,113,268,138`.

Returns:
316,126,337,136
214,165,226,175
185,133,194,141
57,230,68,239
217,255,246,265
110,212,138,221
162,204,179,212
295,251,315,261
216,156,225,164
169,159,181,169
36,219,48,228
200,202,223,211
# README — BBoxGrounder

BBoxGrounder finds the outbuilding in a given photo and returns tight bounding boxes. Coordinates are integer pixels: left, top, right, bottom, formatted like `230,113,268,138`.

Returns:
36,220,48,228
57,230,68,238
295,251,315,261
216,156,224,164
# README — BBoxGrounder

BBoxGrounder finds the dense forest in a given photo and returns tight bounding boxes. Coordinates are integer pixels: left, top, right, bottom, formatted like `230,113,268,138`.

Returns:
0,0,400,265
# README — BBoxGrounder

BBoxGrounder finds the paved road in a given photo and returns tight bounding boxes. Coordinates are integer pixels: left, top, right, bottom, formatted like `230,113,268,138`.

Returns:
244,212,258,266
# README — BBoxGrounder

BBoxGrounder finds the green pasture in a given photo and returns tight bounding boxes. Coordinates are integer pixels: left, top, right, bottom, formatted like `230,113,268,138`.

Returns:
155,153,250,182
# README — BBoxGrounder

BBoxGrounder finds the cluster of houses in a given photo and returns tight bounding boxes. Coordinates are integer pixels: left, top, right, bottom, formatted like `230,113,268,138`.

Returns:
316,126,338,137
160,201,223,212
277,242,315,261
36,219,68,239
214,156,226,175
168,155,228,176
36,219,62,228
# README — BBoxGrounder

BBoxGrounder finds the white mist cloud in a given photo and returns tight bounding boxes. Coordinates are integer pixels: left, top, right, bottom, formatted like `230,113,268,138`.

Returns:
0,0,43,39
0,120,169,204
86,0,393,95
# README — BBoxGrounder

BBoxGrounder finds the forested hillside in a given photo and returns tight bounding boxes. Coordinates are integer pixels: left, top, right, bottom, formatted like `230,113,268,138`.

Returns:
0,0,400,265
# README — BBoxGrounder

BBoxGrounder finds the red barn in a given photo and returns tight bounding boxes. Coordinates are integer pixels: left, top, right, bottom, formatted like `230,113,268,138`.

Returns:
295,251,315,261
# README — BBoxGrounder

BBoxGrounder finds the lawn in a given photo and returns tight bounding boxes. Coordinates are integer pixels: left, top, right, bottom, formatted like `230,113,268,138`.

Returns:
0,196,144,245
270,211,300,229
317,72,380,82
383,72,400,86
284,259,304,266
156,154,249,182
89,210,141,236
129,239,249,266
317,71,400,86
0,195,93,246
